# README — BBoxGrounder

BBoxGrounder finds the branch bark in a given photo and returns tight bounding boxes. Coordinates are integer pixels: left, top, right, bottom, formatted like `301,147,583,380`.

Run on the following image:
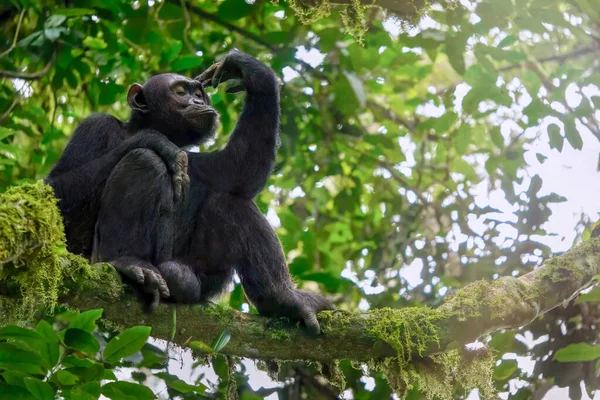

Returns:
2,183,600,363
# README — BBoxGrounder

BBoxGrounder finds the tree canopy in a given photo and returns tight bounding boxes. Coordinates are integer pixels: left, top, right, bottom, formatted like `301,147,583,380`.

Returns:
1,0,600,399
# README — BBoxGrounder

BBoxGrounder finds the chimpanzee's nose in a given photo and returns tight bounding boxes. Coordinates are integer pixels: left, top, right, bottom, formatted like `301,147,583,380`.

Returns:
191,97,204,105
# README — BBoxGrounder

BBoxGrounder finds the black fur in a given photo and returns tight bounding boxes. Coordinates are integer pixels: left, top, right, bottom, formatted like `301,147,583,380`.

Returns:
48,50,333,333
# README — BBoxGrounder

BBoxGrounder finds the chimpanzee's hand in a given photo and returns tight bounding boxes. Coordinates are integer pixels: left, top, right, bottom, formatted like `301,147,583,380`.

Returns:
125,131,189,203
258,289,334,335
196,49,278,95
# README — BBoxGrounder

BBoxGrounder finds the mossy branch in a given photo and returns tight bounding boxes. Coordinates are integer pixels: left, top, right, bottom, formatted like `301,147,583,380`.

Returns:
1,182,599,363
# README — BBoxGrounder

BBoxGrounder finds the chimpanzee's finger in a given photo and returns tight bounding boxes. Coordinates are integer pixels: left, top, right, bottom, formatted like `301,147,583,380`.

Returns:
225,79,244,94
299,308,321,335
196,62,220,86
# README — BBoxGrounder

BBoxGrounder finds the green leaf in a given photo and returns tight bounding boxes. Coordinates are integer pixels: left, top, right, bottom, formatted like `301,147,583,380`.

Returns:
497,35,518,48
169,379,207,394
564,119,583,150
0,343,45,375
577,287,600,304
212,329,232,353
0,127,16,141
547,123,563,151
446,34,466,75
35,320,59,368
24,377,54,400
189,341,215,354
103,326,151,363
101,381,155,400
171,55,204,72
217,0,253,20
490,127,504,149
493,359,518,380
0,382,36,399
455,124,472,155
69,309,103,333
64,329,100,354
554,343,600,362
342,72,366,108
82,36,107,50
2,370,30,387
56,370,79,386
536,153,547,163
45,14,66,28
54,8,97,17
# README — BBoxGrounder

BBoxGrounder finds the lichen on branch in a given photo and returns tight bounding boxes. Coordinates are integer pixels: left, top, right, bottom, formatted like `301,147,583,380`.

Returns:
1,181,599,399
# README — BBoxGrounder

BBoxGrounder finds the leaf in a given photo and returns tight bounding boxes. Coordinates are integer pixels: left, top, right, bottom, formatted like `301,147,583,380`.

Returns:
171,55,204,72
189,341,215,354
0,382,36,399
169,379,207,394
56,370,79,386
69,309,103,333
217,0,253,20
2,370,30,387
101,381,155,400
455,124,472,155
490,127,504,149
0,127,16,141
24,377,54,400
35,320,60,368
498,35,518,48
493,359,518,380
577,287,600,304
103,326,151,363
212,329,231,353
64,329,100,354
554,343,600,362
82,36,107,50
564,119,583,150
45,14,66,28
53,8,96,17
547,123,563,151
342,72,366,108
0,343,45,375
536,153,547,163
446,34,466,75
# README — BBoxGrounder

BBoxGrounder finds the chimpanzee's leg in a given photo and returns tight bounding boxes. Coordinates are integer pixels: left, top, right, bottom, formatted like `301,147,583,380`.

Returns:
92,148,175,311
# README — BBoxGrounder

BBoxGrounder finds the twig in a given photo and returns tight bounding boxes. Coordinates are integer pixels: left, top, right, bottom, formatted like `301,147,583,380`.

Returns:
294,367,339,400
0,96,19,124
0,8,26,60
0,50,57,80
499,46,599,72
169,0,274,49
179,0,195,54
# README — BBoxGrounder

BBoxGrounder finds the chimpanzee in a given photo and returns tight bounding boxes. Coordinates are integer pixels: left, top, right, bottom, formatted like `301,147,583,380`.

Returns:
50,50,333,333
45,71,215,304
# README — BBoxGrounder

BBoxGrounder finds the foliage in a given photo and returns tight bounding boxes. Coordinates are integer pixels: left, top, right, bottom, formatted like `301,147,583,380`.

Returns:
0,308,212,399
1,0,600,398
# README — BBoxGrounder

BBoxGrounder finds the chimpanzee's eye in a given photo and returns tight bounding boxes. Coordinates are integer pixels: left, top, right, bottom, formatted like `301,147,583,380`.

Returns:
194,89,203,97
173,85,187,96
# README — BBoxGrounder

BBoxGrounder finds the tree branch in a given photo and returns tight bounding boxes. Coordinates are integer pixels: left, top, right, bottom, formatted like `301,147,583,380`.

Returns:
499,46,600,72
2,182,600,364
0,50,57,80
0,8,26,61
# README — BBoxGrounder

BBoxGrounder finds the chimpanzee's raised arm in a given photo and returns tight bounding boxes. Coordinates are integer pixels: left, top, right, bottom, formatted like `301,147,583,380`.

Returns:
187,50,280,198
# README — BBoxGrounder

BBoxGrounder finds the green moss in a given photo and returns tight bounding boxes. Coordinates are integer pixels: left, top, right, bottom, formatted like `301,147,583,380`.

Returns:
321,360,346,391
366,348,494,400
0,182,123,324
285,0,440,42
364,307,444,365
0,182,66,323
536,239,599,284
0,181,64,263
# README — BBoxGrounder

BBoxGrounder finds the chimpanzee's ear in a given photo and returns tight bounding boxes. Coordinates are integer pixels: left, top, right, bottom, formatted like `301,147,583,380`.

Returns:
127,83,149,113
